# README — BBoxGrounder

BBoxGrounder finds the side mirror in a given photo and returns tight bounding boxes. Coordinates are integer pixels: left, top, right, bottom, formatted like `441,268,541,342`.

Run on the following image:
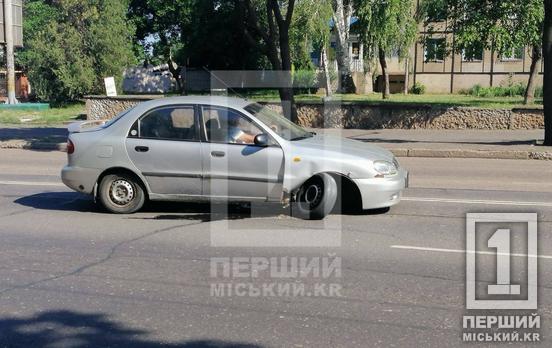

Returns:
254,133,269,147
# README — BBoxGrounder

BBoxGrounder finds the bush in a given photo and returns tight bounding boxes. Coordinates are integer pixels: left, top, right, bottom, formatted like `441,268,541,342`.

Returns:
293,69,319,94
463,83,527,98
22,0,137,103
535,86,543,98
410,82,426,95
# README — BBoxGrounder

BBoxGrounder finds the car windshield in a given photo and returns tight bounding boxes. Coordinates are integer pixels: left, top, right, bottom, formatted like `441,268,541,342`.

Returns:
244,103,314,141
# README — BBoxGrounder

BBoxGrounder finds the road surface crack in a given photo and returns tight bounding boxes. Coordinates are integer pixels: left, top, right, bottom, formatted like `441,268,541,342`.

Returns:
0,221,205,295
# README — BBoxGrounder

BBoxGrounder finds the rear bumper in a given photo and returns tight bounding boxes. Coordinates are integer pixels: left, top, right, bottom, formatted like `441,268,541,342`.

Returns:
61,166,101,194
353,169,409,210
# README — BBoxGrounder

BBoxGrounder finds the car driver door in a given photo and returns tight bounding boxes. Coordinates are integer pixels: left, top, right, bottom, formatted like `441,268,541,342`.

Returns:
200,105,284,201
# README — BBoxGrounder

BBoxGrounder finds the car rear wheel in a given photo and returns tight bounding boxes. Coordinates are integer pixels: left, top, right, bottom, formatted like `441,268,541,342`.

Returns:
98,174,145,214
292,173,337,220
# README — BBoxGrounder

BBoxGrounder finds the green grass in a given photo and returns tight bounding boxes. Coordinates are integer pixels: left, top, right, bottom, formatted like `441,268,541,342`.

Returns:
239,91,543,109
0,103,85,125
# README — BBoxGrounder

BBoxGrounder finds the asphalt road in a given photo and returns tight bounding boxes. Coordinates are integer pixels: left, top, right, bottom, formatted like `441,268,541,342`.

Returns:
0,149,551,347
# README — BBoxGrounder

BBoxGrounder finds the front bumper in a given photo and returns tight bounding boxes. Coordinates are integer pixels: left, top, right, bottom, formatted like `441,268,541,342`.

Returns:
61,166,101,194
353,168,409,210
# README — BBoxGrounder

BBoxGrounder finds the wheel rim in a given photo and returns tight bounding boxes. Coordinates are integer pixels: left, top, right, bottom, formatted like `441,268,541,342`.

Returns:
298,180,324,210
109,179,135,206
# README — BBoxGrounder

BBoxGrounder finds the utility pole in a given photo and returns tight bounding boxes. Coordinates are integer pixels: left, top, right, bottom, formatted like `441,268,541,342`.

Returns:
4,0,17,104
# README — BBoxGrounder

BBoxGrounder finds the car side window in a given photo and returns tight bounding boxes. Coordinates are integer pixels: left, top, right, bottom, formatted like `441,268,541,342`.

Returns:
137,106,197,141
202,106,262,145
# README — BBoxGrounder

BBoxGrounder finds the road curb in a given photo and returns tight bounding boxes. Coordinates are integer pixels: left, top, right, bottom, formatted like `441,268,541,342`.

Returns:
1,140,551,160
389,148,552,160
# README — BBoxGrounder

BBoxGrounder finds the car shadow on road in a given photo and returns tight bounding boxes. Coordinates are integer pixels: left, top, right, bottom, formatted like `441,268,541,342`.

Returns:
135,201,288,222
14,192,101,212
0,310,263,348
13,192,287,221
15,192,391,221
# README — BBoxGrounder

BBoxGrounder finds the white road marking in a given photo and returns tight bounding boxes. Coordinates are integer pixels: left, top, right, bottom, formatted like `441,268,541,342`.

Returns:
0,180,64,187
391,245,552,259
402,196,552,207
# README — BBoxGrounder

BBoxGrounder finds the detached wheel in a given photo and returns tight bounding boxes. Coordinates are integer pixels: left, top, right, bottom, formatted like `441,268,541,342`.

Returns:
292,173,337,220
98,174,145,214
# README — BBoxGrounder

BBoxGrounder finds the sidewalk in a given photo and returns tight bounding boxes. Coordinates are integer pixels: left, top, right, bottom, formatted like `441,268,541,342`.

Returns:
0,125,68,151
315,129,552,160
0,124,551,160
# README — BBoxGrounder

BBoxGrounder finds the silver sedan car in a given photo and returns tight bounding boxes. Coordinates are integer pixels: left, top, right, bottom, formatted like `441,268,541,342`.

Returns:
62,96,408,220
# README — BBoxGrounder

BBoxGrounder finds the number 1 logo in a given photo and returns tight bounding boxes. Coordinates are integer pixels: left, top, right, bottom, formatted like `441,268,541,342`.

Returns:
466,213,537,310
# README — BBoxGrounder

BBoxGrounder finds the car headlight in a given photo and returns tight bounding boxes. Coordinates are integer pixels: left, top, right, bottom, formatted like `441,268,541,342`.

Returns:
373,160,398,175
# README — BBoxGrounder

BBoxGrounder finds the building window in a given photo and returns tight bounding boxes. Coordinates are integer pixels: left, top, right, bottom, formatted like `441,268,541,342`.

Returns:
501,47,524,61
462,43,484,62
425,38,446,62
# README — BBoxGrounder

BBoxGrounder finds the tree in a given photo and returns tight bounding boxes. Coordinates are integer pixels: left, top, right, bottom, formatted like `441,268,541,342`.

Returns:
420,0,550,144
419,0,544,105
331,0,357,93
290,0,333,96
241,0,299,122
355,0,418,99
128,0,193,93
21,0,136,103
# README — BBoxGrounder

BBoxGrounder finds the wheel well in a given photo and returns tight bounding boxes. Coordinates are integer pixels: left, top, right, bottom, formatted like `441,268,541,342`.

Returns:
96,167,149,199
328,173,363,214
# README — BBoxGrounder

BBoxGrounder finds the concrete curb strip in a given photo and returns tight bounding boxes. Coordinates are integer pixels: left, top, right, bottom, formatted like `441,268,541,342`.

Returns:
1,140,551,160
389,148,552,160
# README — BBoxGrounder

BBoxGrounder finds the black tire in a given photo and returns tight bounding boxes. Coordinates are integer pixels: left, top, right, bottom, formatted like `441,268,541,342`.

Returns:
291,173,338,220
98,173,146,214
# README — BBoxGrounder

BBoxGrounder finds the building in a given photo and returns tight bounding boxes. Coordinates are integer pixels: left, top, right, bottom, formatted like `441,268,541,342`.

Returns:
320,11,542,94
410,22,542,94
0,71,30,101
373,19,541,94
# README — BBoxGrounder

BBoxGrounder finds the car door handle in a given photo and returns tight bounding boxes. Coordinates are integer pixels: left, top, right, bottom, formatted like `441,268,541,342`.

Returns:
211,151,226,158
135,146,149,153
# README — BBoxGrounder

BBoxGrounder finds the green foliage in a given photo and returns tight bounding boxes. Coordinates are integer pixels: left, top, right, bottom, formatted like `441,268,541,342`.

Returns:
462,84,527,98
419,0,543,55
410,82,426,95
293,69,319,94
21,0,137,103
0,103,85,124
355,0,418,59
129,0,268,70
290,0,333,69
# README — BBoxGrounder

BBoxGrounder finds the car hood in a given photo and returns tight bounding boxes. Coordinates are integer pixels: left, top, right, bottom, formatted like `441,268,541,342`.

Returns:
291,134,394,161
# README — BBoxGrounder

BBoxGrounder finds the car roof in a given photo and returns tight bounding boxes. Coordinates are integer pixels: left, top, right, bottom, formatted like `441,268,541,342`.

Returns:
140,96,254,109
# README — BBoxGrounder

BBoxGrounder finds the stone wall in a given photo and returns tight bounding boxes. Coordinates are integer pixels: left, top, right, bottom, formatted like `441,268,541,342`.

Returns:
84,96,544,130
85,95,165,121
264,102,544,130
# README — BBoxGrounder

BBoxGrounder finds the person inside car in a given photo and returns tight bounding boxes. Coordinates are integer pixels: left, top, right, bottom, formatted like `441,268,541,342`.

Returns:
226,113,257,144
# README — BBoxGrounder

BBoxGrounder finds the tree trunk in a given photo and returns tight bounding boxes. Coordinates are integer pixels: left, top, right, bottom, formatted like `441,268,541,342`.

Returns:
332,0,356,93
404,58,410,95
544,0,552,145
524,45,542,105
379,47,390,99
271,0,298,123
167,59,184,95
321,46,333,97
